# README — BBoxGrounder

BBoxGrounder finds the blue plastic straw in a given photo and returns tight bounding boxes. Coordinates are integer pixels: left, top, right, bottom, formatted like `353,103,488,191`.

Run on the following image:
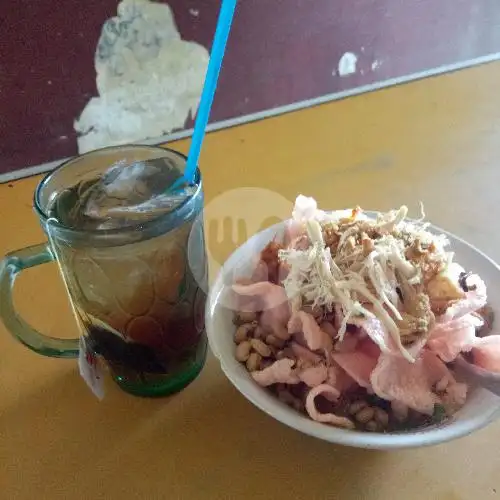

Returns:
183,0,238,184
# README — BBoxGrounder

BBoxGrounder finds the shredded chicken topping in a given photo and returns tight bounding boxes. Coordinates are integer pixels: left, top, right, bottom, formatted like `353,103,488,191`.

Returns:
278,196,461,362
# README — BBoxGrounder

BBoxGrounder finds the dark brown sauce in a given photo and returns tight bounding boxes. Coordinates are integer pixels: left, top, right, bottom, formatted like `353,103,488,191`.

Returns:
269,385,448,433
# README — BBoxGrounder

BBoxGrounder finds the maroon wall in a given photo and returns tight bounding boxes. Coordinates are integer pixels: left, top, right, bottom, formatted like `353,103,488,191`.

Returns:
1,0,500,177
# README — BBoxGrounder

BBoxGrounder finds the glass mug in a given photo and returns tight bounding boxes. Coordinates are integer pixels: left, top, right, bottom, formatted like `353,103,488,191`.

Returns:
0,145,208,397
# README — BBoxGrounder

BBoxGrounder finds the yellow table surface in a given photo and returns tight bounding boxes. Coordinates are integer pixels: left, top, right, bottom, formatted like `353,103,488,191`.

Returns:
2,62,500,499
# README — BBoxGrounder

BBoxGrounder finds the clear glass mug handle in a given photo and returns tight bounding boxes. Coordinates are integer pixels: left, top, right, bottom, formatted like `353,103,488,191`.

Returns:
0,243,79,358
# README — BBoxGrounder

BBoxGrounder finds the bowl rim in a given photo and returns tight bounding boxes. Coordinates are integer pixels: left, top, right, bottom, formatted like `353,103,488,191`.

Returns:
205,210,500,449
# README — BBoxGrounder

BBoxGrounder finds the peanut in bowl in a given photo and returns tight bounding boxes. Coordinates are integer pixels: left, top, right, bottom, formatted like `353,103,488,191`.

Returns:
205,205,500,450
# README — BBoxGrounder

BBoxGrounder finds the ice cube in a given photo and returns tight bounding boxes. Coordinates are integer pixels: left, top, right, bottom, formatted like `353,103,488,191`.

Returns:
51,156,196,231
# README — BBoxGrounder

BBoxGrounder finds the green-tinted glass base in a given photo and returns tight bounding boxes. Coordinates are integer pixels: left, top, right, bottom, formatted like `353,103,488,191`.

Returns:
110,337,207,398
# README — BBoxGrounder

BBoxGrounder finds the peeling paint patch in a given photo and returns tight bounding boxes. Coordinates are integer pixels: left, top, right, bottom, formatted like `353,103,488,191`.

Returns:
338,52,358,76
73,0,209,153
371,59,382,71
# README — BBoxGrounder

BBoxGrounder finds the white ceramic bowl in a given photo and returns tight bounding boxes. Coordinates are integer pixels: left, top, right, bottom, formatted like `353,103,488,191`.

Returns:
205,212,500,449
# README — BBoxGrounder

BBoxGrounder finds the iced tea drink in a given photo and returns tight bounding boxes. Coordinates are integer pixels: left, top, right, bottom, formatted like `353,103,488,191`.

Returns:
0,145,207,397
